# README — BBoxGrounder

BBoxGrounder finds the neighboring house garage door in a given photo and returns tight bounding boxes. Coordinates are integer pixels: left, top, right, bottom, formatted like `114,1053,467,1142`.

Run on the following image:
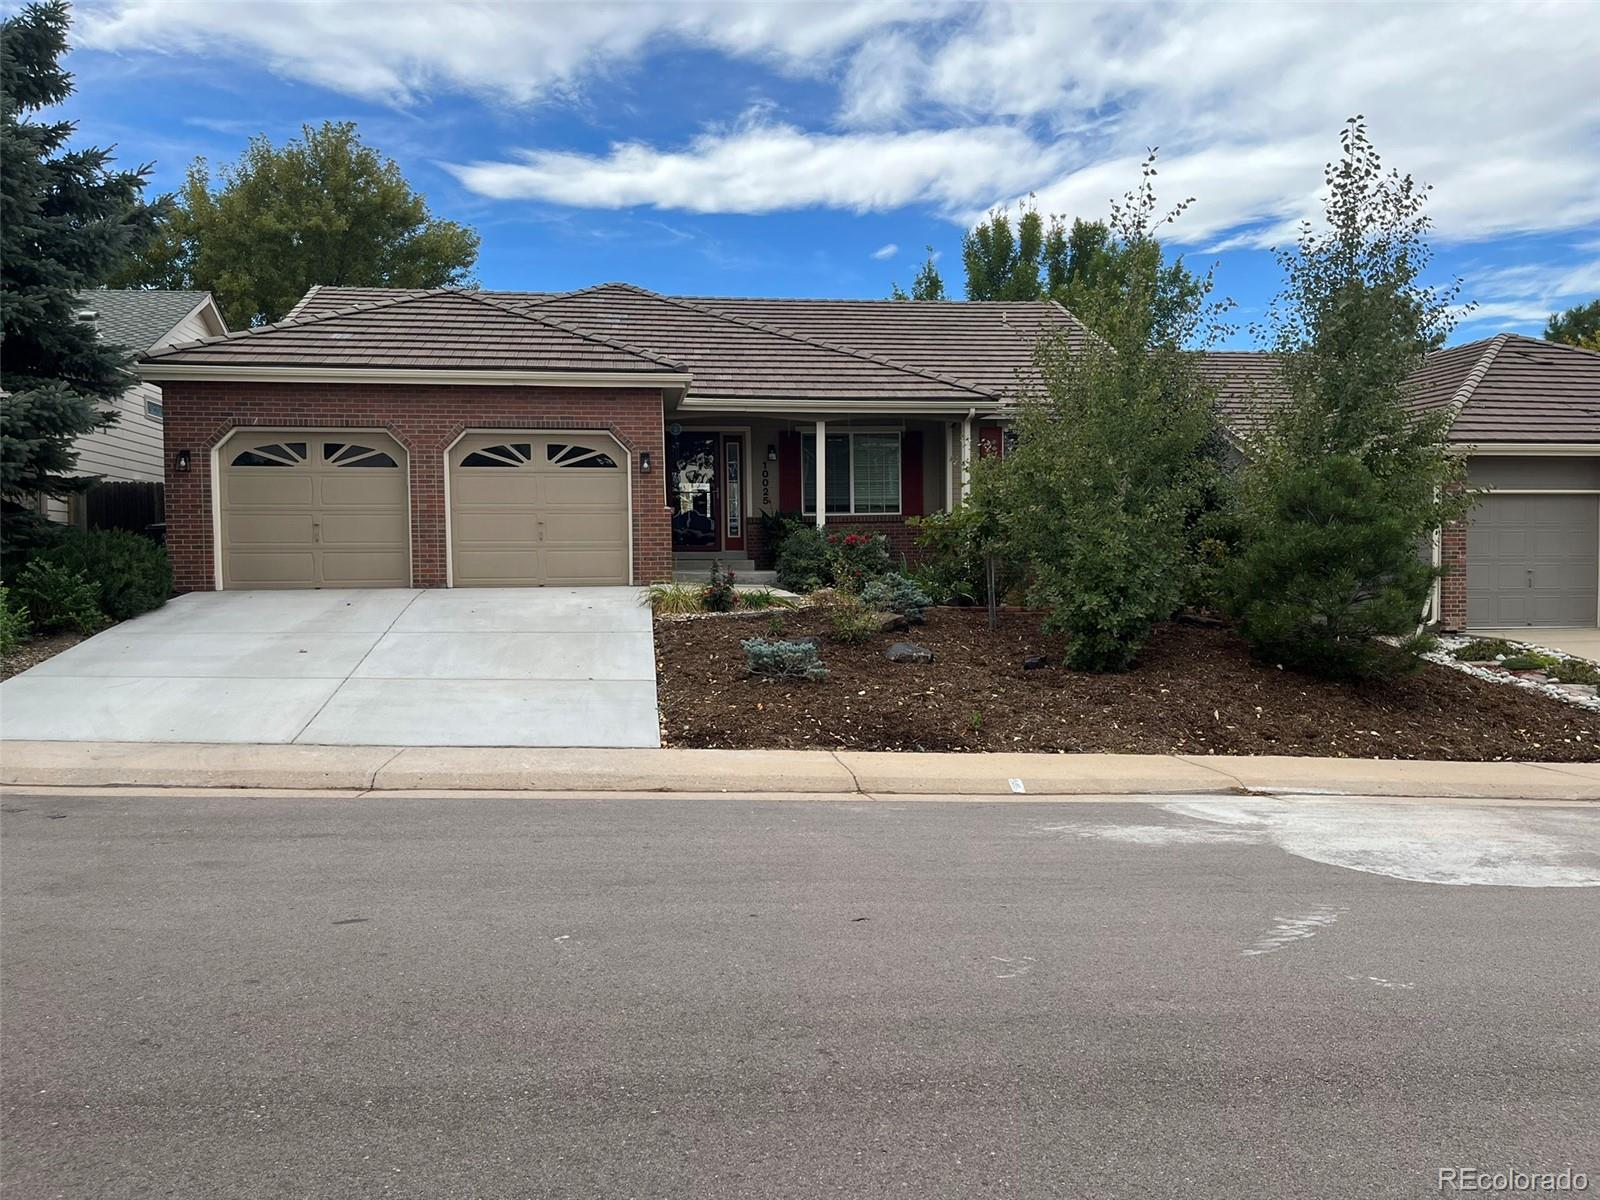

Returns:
220,432,410,589
449,433,630,586
1467,493,1598,626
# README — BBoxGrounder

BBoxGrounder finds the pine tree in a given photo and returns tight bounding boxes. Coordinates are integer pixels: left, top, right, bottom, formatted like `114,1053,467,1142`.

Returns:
889,246,947,301
1,1,160,554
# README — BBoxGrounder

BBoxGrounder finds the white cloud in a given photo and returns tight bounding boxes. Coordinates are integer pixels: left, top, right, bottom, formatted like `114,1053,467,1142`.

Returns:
445,121,1059,215
871,243,899,260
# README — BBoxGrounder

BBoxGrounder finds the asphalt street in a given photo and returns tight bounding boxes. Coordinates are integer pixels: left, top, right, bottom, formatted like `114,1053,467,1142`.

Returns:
2,791,1597,1199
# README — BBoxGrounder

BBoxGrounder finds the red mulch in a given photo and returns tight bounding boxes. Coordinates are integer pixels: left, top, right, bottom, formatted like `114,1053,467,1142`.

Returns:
655,607,1600,761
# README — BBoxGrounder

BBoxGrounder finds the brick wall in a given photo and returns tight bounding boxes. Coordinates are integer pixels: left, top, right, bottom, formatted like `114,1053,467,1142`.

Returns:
1440,518,1469,631
159,381,670,592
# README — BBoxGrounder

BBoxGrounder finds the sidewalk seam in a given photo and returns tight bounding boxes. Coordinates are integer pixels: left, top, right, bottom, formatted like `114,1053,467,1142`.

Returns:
288,592,425,744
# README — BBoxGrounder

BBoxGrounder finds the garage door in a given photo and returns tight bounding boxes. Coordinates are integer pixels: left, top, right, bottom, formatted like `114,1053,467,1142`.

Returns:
449,433,629,586
1467,493,1598,626
220,433,410,589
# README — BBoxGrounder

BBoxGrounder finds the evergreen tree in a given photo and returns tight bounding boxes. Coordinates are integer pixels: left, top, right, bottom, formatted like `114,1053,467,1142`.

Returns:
1,0,160,554
889,246,947,301
1544,299,1600,350
1222,118,1475,678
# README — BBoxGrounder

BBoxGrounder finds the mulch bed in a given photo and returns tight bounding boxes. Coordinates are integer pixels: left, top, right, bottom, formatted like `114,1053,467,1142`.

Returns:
655,607,1600,761
1,632,85,682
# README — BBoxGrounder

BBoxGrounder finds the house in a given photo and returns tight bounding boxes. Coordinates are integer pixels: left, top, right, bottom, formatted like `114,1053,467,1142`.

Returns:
1204,334,1600,631
41,289,228,525
134,284,1600,633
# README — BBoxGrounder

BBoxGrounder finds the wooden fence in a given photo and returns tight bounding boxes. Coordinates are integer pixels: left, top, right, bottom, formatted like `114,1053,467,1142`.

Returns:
84,480,164,538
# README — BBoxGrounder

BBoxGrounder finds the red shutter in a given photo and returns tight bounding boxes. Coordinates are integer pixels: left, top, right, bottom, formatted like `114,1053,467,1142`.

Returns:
900,430,924,516
978,423,1004,460
778,431,802,512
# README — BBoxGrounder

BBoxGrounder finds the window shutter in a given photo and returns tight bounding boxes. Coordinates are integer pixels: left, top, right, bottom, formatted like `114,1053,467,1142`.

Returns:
900,430,924,516
978,423,1004,459
778,431,802,512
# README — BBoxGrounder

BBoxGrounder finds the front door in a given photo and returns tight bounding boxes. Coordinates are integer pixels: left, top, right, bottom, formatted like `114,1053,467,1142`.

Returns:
668,430,719,550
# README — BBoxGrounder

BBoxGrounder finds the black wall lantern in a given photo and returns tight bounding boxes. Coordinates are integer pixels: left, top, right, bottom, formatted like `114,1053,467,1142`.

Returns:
639,451,652,473
174,449,192,473
766,443,778,462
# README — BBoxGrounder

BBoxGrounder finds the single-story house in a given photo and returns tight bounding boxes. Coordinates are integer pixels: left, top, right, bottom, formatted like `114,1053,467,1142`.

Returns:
41,289,227,525
136,284,1600,632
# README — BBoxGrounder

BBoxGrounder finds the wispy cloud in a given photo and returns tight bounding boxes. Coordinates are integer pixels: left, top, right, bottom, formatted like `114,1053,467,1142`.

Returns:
870,242,899,260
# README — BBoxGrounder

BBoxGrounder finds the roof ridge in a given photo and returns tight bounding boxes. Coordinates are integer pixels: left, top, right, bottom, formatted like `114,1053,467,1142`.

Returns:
1440,332,1510,431
282,284,323,323
456,290,686,372
582,282,998,398
143,287,459,358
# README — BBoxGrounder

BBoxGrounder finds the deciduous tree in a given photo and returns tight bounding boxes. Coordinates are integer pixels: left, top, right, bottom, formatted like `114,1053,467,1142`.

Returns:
1544,299,1600,350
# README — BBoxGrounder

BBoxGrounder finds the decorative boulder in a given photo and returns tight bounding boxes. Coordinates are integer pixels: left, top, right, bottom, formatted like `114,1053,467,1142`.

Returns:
886,642,934,664
1022,655,1049,670
871,610,908,634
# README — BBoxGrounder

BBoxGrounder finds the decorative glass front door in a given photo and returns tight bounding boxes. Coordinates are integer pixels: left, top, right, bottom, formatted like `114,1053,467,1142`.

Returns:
668,431,719,550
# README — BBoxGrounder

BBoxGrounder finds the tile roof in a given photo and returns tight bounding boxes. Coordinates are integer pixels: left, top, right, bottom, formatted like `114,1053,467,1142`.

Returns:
141,290,681,375
75,289,221,351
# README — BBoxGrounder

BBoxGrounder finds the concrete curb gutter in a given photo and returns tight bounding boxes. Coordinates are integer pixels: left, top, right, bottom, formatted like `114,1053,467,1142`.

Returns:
2,741,1597,800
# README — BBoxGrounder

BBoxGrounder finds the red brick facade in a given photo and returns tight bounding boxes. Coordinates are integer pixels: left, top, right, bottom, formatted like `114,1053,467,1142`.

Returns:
159,381,671,592
1440,518,1469,631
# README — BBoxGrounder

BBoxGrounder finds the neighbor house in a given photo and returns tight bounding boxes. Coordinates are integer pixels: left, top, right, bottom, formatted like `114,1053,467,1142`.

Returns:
41,289,228,525
135,284,1600,633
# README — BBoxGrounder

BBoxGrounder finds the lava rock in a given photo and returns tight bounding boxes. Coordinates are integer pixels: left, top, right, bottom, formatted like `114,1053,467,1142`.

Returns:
886,642,934,664
1022,655,1049,670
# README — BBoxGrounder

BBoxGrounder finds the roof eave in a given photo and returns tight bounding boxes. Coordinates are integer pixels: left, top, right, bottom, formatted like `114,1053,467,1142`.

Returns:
677,395,1000,415
136,363,692,389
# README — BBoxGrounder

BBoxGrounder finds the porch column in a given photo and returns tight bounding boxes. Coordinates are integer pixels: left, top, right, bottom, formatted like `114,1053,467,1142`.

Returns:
958,412,974,502
814,418,827,527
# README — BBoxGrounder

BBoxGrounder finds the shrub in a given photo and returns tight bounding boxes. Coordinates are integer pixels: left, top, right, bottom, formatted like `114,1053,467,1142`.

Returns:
703,560,738,612
909,504,1006,605
824,530,890,592
825,591,880,644
1499,652,1560,672
775,525,832,592
14,560,106,634
1450,638,1519,662
38,528,171,621
739,588,794,611
861,572,931,624
0,586,31,654
1548,658,1600,686
645,583,705,615
741,637,827,680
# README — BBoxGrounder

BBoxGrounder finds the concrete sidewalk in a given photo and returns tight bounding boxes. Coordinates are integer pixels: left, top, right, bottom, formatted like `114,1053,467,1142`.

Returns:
2,741,1597,800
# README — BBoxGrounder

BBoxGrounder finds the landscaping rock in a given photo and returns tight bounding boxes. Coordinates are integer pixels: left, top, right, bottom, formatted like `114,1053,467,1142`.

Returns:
871,611,908,634
885,642,934,664
1023,655,1049,670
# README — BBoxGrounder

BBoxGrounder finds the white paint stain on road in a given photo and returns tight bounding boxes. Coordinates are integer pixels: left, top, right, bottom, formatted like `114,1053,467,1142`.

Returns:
1348,975,1415,990
1243,905,1344,956
1035,800,1600,888
990,955,1035,979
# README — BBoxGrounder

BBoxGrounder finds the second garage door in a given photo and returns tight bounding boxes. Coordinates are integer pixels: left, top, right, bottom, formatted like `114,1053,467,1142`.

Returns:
1467,493,1598,626
449,433,630,586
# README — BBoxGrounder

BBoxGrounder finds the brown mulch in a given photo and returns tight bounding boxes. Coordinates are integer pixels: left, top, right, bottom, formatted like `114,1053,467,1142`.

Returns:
655,607,1600,761
1,632,85,681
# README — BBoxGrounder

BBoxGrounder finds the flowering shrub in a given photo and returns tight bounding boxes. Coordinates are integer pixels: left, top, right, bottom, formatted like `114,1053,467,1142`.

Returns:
775,526,890,593
703,560,738,612
825,530,890,592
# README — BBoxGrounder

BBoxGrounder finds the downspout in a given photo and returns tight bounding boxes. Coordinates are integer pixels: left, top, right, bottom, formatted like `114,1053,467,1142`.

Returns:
959,408,975,502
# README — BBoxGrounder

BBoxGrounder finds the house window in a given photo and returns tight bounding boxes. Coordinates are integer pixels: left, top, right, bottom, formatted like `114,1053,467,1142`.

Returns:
802,431,901,515
144,398,163,422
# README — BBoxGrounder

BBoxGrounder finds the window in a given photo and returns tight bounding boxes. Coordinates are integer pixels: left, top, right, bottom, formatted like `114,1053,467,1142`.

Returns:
547,443,618,468
231,442,306,467
324,442,397,468
460,443,532,467
144,398,163,422
802,431,901,515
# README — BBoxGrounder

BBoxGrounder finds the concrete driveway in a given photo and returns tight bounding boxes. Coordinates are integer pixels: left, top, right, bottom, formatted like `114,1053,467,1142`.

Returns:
1470,626,1600,662
0,589,659,747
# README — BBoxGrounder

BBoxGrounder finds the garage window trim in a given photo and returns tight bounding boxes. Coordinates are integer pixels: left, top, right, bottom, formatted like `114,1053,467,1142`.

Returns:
801,431,901,515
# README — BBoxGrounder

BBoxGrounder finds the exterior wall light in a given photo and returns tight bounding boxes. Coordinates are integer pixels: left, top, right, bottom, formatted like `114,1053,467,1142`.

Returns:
639,451,652,473
766,444,778,462
174,450,192,473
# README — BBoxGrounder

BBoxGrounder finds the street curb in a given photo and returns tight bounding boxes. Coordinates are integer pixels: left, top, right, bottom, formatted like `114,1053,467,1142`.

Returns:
3,742,1598,800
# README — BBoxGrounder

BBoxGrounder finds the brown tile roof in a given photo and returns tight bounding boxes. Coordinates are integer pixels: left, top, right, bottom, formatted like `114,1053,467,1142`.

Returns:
1444,334,1600,444
141,289,683,375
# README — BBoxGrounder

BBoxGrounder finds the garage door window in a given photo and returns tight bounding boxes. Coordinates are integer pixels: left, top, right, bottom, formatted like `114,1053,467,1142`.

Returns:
232,442,306,467
547,443,618,468
460,443,533,467
324,442,398,468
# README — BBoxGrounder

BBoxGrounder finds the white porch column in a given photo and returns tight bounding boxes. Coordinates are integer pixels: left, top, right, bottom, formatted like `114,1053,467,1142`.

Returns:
814,418,827,527
958,411,974,502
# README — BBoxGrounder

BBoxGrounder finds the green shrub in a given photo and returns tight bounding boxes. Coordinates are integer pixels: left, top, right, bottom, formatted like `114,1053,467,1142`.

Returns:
645,582,704,615
1499,652,1560,672
739,588,794,611
1450,638,1519,662
39,529,171,621
775,525,832,592
909,504,1010,605
703,560,738,612
1548,659,1600,686
861,572,931,624
825,592,880,644
741,637,827,680
0,586,31,654
14,560,106,634
824,530,890,592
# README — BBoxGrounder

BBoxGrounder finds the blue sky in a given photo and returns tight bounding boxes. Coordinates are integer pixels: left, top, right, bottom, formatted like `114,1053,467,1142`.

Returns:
50,1,1600,346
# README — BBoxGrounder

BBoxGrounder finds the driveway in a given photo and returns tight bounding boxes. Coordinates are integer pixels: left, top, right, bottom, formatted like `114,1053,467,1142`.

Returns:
1470,626,1600,662
0,589,659,747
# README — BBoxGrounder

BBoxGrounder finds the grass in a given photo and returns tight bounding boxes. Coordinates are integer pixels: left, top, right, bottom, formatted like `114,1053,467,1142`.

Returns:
737,588,795,611
645,583,706,615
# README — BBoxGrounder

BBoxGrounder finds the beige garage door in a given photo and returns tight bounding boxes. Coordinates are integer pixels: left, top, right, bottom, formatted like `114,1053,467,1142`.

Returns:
449,433,630,586
220,432,410,589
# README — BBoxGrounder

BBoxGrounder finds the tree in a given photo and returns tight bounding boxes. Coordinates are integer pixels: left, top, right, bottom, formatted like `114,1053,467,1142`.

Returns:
1222,118,1475,679
114,121,479,325
889,246,947,301
1,0,161,554
974,156,1228,671
1544,299,1600,350
962,200,1055,301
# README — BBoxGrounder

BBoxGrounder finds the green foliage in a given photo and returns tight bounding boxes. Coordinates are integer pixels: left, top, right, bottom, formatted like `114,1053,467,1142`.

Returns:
741,637,827,681
1,1,162,554
1450,638,1519,662
113,121,479,325
765,614,788,638
964,200,1050,301
978,157,1228,672
825,591,880,645
775,524,832,592
908,503,1013,605
645,582,706,615
1548,659,1600,686
738,588,793,611
1499,652,1560,671
824,530,891,592
1544,299,1600,350
38,528,171,620
13,559,105,634
861,572,931,624
890,246,947,301
703,560,738,612
1223,119,1475,680
0,586,31,654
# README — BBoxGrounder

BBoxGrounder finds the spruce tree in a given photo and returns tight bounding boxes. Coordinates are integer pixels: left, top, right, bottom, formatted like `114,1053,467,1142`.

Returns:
1,0,160,555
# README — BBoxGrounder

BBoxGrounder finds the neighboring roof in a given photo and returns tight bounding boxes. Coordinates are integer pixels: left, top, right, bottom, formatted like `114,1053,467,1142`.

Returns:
139,290,685,380
76,289,226,351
